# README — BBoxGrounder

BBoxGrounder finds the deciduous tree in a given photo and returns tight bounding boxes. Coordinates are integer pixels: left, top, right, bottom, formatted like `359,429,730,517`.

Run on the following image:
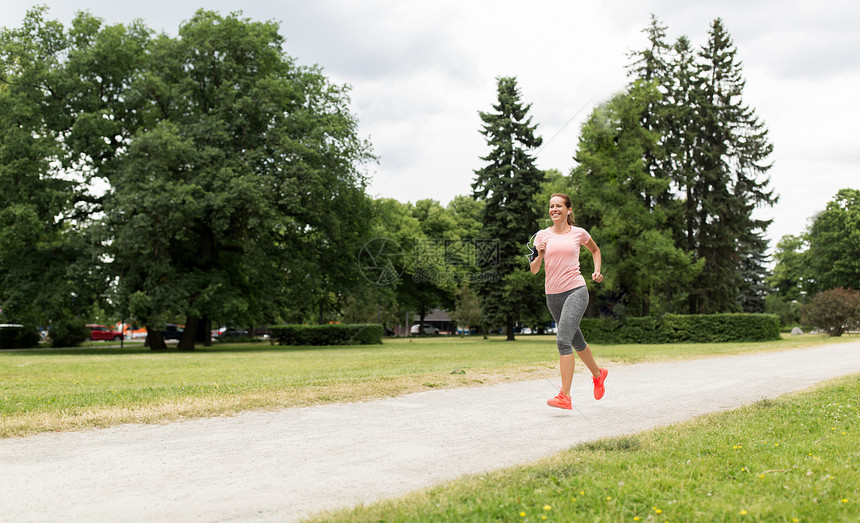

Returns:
0,8,123,325
106,10,374,348
805,188,860,293
2,8,375,348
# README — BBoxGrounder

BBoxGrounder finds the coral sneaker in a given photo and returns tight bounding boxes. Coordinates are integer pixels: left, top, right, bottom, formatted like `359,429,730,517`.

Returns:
547,390,572,410
593,367,608,400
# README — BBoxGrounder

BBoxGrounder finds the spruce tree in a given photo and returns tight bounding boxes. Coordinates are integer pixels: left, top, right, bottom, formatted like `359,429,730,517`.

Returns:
688,18,776,313
624,17,776,314
472,77,544,340
663,35,701,254
626,14,673,210
627,14,672,85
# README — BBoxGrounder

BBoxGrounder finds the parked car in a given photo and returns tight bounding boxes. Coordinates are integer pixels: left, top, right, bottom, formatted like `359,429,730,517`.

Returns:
86,324,124,341
214,328,249,339
162,324,184,340
410,324,440,335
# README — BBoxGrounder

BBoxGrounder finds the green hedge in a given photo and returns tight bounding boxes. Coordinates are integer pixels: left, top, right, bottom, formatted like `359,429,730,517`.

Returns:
268,324,383,346
580,314,781,344
0,324,41,349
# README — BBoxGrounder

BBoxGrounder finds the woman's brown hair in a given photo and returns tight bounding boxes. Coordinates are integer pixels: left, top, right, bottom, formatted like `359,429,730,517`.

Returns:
550,192,575,226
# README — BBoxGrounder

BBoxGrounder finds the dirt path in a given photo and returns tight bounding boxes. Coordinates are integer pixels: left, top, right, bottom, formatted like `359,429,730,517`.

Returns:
2,342,859,522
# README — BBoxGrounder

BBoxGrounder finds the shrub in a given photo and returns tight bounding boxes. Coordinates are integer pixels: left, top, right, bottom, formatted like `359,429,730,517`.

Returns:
0,324,41,349
580,317,662,344
49,319,90,348
580,313,781,344
801,287,860,336
661,314,772,343
765,294,800,327
268,324,383,346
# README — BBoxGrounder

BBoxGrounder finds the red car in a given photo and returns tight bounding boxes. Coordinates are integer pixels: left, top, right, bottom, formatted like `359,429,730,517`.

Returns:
86,324,124,341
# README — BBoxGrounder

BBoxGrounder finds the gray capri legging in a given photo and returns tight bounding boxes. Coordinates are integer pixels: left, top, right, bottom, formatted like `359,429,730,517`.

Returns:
546,286,589,356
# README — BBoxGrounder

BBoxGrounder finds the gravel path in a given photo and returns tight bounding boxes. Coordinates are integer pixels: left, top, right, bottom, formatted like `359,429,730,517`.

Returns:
2,341,860,522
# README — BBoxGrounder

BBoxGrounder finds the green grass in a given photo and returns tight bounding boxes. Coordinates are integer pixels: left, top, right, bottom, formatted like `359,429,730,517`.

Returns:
310,374,860,522
0,333,854,437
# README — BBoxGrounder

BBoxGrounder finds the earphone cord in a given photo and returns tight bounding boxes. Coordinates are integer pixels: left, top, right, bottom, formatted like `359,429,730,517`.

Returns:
525,217,572,263
525,231,539,262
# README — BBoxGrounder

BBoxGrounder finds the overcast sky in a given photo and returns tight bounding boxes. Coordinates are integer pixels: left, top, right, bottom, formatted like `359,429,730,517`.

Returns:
3,1,858,253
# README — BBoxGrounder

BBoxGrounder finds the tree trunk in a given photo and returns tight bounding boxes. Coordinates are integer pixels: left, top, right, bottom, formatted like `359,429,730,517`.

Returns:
687,184,697,315
196,316,212,346
147,327,167,351
506,315,515,341
178,316,198,351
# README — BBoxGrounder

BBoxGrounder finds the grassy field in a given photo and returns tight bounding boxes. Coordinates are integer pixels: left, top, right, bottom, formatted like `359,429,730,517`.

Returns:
1,333,855,438
311,374,859,522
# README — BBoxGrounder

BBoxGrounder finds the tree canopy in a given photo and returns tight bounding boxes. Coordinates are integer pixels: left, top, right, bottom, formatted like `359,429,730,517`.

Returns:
770,188,860,302
0,8,374,348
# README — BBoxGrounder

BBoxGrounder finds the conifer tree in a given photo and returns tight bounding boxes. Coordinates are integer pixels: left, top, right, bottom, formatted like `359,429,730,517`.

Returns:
623,17,776,314
663,35,701,251
687,18,776,313
572,84,701,317
626,14,673,210
472,77,544,339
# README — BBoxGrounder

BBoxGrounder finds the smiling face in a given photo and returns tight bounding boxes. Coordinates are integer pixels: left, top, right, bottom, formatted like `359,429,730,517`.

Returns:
549,196,569,224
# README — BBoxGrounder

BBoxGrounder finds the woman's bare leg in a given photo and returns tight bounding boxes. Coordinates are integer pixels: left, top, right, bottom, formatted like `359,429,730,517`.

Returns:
560,354,575,396
576,345,600,377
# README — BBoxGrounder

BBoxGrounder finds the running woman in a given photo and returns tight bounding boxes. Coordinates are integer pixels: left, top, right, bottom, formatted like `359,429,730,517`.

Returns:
529,193,607,410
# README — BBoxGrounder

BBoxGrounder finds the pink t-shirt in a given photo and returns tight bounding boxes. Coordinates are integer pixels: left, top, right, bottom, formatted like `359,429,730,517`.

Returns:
534,226,592,294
